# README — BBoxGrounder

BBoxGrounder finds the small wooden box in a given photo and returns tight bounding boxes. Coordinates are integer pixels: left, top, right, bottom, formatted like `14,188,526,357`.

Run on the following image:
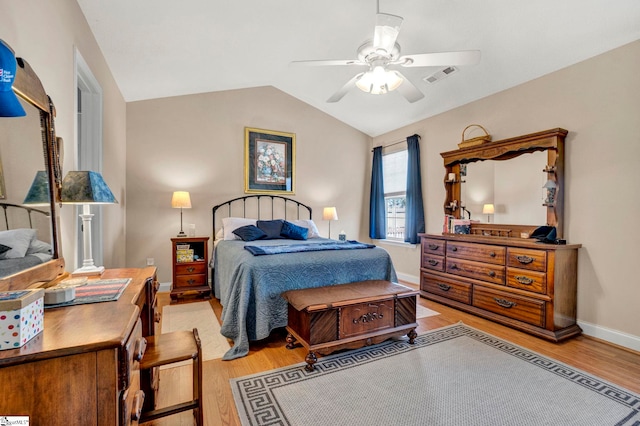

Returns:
0,289,44,350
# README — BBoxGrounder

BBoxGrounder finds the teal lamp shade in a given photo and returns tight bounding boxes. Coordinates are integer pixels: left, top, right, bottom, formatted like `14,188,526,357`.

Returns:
60,171,118,204
23,171,50,205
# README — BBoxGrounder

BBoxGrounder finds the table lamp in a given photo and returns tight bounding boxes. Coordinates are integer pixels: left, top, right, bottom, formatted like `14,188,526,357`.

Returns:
172,191,192,237
60,171,118,276
482,204,495,223
323,206,338,239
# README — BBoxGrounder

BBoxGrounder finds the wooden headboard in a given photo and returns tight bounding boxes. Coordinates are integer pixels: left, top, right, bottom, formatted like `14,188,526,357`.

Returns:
212,195,312,239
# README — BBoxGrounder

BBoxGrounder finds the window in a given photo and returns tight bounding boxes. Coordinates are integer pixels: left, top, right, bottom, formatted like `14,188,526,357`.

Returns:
383,149,407,241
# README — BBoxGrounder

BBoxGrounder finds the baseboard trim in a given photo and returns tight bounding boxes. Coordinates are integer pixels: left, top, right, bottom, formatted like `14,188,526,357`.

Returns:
396,273,419,285
578,320,640,353
158,281,171,292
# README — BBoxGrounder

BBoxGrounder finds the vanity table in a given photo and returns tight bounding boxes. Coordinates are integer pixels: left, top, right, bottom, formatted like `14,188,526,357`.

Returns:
420,128,582,341
0,267,159,425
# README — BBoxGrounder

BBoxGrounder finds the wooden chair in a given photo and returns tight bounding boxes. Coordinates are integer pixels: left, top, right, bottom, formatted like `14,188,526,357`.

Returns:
139,328,203,426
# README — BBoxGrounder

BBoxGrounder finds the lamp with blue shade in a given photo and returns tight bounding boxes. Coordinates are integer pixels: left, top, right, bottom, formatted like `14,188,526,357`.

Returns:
60,171,118,276
23,170,50,206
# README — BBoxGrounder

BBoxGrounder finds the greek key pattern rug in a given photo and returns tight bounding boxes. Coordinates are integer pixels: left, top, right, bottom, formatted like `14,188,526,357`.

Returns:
231,323,640,426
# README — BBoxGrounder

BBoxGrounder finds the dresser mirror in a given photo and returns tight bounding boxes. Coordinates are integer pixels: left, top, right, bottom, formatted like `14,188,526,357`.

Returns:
441,128,568,238
0,43,65,290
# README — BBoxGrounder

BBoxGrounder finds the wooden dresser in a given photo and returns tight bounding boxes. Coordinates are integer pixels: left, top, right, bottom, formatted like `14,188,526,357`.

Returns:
0,267,159,426
419,234,582,341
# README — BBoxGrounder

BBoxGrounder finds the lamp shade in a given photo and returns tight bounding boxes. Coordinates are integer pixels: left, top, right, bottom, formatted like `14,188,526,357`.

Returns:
60,171,118,204
23,171,50,205
482,204,495,215
171,191,192,209
322,207,338,221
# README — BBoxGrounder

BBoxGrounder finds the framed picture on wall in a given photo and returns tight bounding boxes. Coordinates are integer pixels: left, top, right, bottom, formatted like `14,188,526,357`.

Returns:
244,127,295,194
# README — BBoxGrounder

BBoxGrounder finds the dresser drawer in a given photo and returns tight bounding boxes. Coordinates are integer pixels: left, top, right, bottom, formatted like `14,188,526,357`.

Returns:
447,241,505,265
421,273,472,304
175,274,207,287
119,319,145,391
446,258,505,285
473,286,545,327
422,237,446,256
422,253,445,272
339,299,395,339
120,379,144,426
175,262,207,275
507,248,547,272
507,268,547,294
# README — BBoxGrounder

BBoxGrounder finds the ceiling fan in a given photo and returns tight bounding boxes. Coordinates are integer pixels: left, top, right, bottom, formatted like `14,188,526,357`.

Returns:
291,5,480,103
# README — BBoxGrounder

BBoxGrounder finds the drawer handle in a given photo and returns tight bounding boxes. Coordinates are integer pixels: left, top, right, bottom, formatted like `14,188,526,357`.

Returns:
451,246,458,252
134,337,147,362
187,279,195,285
515,275,534,285
427,259,440,266
428,244,439,250
494,298,517,309
516,255,534,264
450,264,458,270
488,271,496,278
437,283,452,291
154,311,162,323
131,390,145,421
490,251,496,257
187,266,196,273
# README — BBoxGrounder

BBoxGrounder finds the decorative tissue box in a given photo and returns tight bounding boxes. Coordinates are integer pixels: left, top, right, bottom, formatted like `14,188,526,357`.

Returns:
176,249,194,263
0,288,44,350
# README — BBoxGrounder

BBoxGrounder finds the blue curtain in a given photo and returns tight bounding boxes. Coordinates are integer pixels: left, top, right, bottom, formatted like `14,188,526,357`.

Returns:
405,134,425,243
369,146,386,239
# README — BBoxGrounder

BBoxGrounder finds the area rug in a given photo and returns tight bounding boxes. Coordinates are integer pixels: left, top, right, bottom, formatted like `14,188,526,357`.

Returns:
44,278,131,309
415,303,439,318
161,301,231,367
231,323,640,426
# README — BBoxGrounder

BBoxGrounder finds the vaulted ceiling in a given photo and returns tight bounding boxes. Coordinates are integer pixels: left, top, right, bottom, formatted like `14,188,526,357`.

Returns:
77,0,640,137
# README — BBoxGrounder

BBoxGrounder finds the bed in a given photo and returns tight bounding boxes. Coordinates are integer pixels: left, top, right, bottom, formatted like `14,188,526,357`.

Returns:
211,195,397,360
0,203,53,278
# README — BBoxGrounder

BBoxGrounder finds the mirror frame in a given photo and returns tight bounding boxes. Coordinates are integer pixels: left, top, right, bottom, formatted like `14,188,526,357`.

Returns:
0,49,65,290
440,128,568,239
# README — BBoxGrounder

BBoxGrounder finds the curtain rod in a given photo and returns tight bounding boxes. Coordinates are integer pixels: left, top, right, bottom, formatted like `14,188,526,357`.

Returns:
371,134,420,152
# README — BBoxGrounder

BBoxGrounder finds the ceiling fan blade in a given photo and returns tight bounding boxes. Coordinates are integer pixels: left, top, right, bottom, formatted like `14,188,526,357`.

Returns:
327,73,364,103
395,72,425,103
373,13,403,54
399,50,481,67
290,59,365,67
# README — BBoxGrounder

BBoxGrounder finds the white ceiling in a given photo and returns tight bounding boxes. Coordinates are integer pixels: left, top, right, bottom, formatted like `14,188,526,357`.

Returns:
77,0,640,137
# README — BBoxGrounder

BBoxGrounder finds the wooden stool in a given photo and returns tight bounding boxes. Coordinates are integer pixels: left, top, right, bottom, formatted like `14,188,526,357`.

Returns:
139,328,203,426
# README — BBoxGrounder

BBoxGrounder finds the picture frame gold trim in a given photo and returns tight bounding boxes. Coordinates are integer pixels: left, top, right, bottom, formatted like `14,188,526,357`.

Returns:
244,127,295,194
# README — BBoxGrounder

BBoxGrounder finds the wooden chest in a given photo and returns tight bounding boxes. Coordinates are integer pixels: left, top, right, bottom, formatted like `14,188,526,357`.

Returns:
282,280,418,371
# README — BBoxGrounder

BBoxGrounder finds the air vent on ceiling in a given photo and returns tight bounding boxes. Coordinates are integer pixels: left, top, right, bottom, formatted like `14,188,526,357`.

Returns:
423,66,458,84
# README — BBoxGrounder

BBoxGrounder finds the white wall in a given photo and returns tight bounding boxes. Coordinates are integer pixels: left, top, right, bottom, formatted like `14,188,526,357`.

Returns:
373,40,640,346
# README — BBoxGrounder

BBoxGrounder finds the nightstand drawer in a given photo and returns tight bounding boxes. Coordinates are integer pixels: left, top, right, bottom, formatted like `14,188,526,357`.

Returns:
175,262,206,275
175,274,206,287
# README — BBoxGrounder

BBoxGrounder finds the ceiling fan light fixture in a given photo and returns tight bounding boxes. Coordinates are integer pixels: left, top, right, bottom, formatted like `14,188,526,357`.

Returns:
356,66,403,94
373,13,403,55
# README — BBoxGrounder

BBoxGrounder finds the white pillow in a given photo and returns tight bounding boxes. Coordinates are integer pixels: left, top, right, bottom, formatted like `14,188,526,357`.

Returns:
290,219,321,238
222,217,257,240
0,228,37,259
215,228,224,241
26,239,52,255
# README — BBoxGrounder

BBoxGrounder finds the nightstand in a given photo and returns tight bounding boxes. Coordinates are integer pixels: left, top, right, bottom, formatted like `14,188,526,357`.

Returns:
170,237,211,302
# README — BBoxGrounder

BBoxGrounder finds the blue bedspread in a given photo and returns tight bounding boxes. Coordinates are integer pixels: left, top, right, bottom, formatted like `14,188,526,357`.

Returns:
213,238,397,360
244,240,375,256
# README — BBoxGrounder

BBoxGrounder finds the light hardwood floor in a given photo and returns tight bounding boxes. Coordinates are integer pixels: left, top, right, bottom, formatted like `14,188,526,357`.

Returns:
149,289,640,426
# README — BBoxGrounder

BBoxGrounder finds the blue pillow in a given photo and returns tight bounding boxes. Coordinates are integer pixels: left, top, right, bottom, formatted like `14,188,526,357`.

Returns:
232,225,267,241
281,220,308,240
256,219,284,239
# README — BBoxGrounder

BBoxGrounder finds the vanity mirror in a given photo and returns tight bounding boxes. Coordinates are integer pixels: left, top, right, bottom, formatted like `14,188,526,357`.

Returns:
0,41,64,290
441,128,568,238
